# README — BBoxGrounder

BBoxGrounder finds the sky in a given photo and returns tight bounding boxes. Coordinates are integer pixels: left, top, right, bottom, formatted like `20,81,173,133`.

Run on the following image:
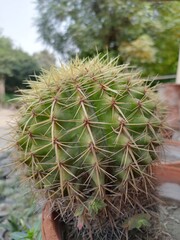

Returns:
0,0,45,55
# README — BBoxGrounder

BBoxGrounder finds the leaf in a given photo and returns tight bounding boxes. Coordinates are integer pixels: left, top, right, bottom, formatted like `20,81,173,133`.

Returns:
88,199,106,216
10,232,28,240
7,217,25,232
122,213,151,230
27,229,35,238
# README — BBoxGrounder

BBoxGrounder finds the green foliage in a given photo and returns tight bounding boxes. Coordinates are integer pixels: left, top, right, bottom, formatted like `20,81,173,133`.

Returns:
14,55,166,239
88,199,106,216
122,213,151,230
35,0,179,75
0,157,41,240
0,36,15,76
0,34,40,93
5,50,40,93
7,216,41,240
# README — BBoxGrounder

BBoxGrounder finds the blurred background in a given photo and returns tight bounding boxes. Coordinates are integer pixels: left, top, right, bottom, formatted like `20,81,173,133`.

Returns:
0,0,179,239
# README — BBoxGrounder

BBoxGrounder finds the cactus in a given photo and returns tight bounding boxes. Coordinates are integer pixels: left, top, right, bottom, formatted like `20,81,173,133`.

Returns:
14,55,165,239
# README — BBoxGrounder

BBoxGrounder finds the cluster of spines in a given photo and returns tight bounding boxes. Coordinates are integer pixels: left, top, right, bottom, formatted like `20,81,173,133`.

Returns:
15,56,165,223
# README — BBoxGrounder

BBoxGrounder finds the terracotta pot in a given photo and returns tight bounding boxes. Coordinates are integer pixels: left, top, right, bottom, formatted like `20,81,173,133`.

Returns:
42,202,61,240
152,162,180,184
158,83,180,130
155,139,180,183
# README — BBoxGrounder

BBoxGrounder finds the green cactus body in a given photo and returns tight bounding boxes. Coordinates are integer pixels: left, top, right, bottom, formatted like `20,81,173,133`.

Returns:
15,56,165,239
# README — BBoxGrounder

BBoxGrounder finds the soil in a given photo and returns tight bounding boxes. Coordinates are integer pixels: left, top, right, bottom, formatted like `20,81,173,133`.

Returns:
0,107,180,240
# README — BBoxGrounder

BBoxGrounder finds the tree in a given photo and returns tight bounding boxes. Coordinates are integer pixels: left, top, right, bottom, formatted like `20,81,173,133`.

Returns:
146,2,180,76
5,50,40,93
0,35,16,96
0,34,40,94
33,50,56,69
35,0,180,76
0,36,15,77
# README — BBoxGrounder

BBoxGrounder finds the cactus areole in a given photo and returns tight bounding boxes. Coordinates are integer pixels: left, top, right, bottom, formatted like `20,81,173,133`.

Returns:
15,56,165,239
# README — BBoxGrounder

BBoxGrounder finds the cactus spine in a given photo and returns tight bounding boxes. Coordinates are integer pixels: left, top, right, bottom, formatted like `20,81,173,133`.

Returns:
15,55,165,239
